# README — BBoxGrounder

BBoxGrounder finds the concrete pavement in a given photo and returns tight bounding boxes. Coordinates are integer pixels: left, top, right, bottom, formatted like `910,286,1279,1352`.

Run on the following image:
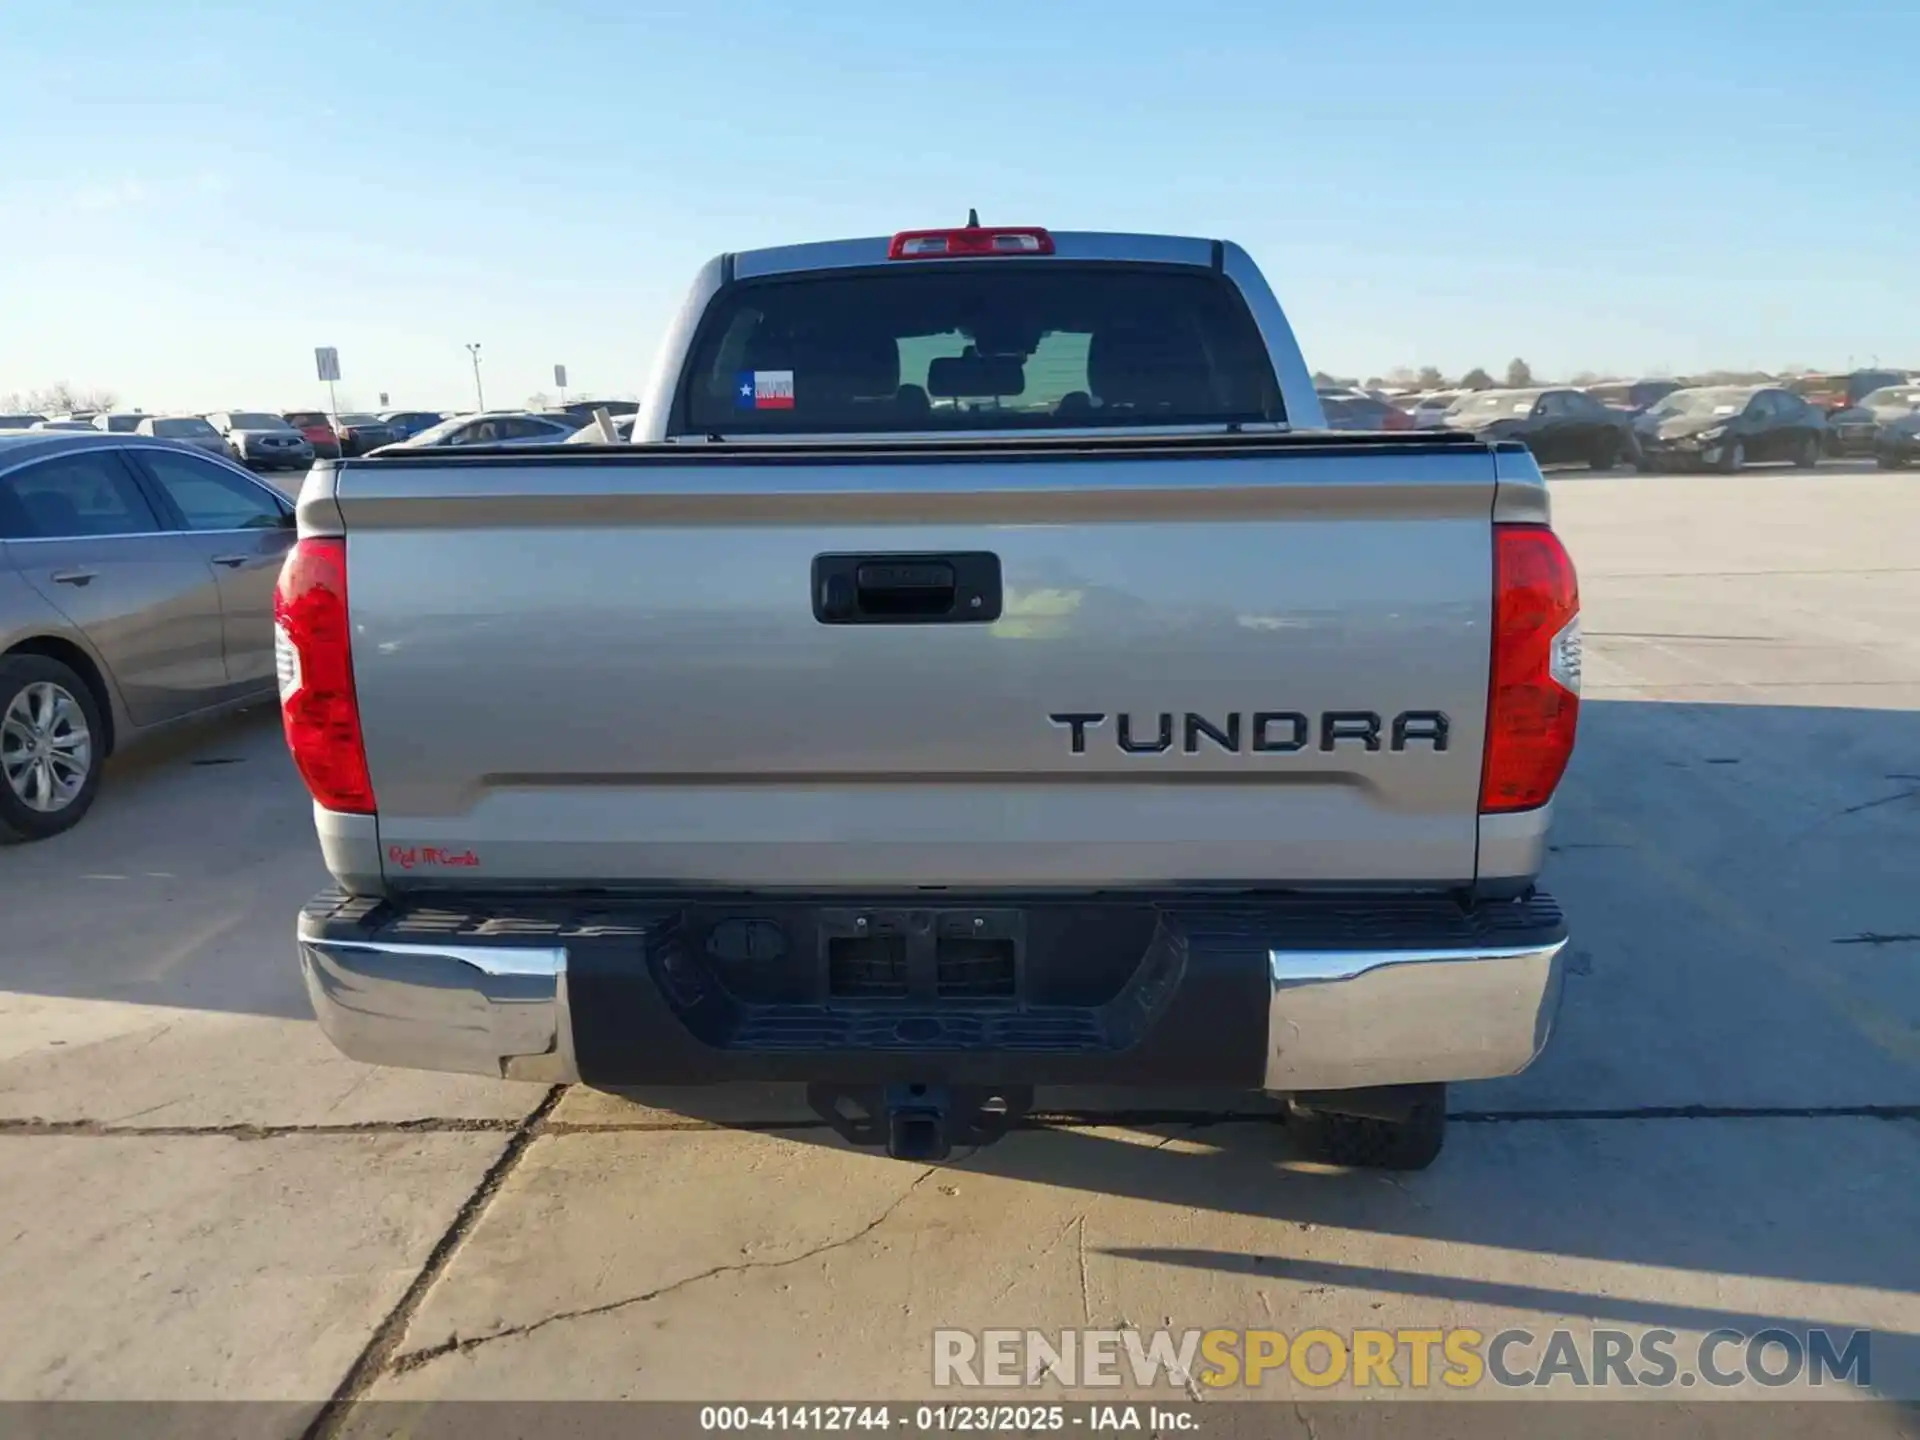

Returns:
1,468,1916,1423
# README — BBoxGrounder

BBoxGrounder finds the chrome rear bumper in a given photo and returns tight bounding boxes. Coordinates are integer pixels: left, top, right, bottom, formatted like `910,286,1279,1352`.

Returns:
1265,940,1564,1090
301,938,578,1082
299,894,1566,1093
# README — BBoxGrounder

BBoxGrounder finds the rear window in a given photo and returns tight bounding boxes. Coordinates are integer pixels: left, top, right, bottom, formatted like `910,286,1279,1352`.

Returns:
681,263,1282,435
155,417,217,437
284,412,327,427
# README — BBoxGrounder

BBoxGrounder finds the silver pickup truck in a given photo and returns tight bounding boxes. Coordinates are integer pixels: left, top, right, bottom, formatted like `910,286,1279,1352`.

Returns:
284,224,1580,1170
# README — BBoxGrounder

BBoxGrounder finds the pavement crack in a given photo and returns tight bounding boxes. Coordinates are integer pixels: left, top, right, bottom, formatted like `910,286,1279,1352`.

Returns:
1451,1104,1920,1122
387,1164,938,1377
320,1071,376,1120
991,1214,1078,1310
1074,1214,1092,1325
9,1104,1917,1140
0,1116,525,1141
298,1084,565,1440
1839,787,1919,816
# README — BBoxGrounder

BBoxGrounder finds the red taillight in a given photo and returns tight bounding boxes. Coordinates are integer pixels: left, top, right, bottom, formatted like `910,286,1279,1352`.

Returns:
1480,525,1580,813
274,537,374,814
888,226,1055,259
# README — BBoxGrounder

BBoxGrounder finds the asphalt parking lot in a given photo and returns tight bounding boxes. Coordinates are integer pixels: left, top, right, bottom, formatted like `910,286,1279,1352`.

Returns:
1,463,1916,1427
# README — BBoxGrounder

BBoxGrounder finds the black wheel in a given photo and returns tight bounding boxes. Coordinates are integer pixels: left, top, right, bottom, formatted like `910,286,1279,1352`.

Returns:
1633,457,1657,473
1717,440,1746,474
1877,451,1910,470
1793,434,1821,469
1588,434,1619,471
0,654,106,844
1286,1087,1447,1171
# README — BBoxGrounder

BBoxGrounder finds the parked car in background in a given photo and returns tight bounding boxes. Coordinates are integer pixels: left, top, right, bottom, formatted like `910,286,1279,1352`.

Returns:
282,412,343,460
1318,394,1415,430
377,410,444,440
1787,369,1907,415
207,411,314,471
0,430,296,842
564,412,638,442
29,419,97,433
382,411,583,450
91,413,147,434
0,416,48,431
553,399,640,423
1632,386,1827,472
134,414,230,457
1844,370,1908,408
1846,385,1920,457
1835,384,1920,456
1826,405,1882,456
1442,387,1633,468
1586,379,1682,416
331,413,396,456
1874,411,1920,469
1856,383,1920,415
1404,391,1463,428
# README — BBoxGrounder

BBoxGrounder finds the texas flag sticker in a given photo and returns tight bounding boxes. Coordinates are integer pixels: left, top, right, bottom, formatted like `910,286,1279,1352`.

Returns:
734,370,795,410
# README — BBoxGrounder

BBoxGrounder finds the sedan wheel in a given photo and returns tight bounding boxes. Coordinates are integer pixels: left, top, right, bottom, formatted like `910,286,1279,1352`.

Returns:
1718,441,1746,474
1794,434,1821,469
0,657,105,843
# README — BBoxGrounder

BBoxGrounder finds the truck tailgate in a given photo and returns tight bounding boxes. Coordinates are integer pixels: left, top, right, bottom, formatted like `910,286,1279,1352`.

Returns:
333,441,1498,889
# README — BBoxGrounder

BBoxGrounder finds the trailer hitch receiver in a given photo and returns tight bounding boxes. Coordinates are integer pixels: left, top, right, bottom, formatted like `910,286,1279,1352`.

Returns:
807,1084,1032,1162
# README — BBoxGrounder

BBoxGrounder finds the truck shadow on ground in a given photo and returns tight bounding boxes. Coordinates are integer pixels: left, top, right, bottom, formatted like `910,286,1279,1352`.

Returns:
980,1109,1920,1397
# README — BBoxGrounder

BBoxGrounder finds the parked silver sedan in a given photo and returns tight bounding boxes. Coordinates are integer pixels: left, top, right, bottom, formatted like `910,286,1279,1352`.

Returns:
380,410,583,450
133,414,231,457
0,431,296,842
205,410,314,471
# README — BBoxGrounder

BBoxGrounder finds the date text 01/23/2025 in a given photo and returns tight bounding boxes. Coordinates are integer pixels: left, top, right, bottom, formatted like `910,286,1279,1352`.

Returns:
698,1405,1197,1432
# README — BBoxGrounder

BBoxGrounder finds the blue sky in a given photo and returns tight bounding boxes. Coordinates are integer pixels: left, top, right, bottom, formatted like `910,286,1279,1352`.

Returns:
2,0,1915,413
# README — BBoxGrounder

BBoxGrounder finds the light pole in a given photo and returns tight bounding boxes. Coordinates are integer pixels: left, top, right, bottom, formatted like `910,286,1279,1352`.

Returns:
465,343,486,411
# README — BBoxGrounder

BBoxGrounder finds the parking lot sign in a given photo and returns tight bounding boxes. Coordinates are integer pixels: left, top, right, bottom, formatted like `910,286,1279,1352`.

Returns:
315,347,341,383
554,364,568,389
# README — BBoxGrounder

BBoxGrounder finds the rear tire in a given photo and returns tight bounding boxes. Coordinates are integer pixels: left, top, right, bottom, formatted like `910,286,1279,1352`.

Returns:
1793,434,1821,469
0,654,106,844
1878,451,1910,470
1717,440,1746,474
1588,434,1619,471
1286,1087,1447,1171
